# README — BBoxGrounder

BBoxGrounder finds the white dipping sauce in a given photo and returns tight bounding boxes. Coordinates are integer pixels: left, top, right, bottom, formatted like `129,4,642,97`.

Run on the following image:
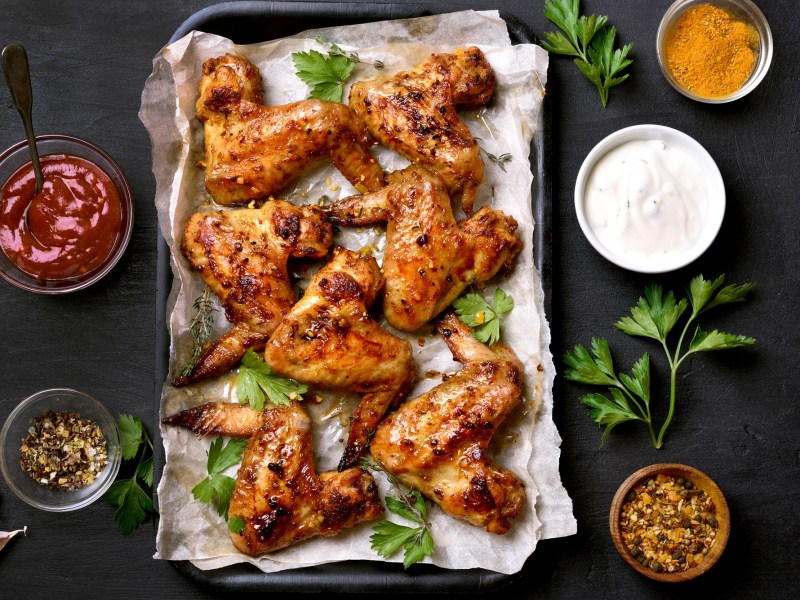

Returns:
584,139,708,267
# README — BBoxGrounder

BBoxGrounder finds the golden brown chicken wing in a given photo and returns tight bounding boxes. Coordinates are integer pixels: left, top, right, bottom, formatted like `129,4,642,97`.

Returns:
349,47,495,215
174,200,332,386
324,166,522,332
164,402,383,555
264,247,416,470
197,53,385,205
370,311,525,534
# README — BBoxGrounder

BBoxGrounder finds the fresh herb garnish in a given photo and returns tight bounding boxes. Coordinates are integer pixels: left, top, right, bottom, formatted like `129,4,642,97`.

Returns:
192,436,249,520
105,415,154,534
293,37,383,102
236,348,308,411
361,458,435,569
180,286,216,377
564,275,755,448
541,0,633,107
315,35,384,70
453,288,514,345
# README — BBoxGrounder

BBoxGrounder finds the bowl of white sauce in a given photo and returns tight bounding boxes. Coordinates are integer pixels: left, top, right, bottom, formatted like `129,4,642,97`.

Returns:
575,124,725,273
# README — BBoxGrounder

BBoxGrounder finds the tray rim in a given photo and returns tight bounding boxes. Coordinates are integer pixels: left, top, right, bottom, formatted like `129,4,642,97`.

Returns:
154,1,551,593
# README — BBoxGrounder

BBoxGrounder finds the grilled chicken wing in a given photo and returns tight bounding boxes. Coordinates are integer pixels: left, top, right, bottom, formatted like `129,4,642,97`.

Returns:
265,247,416,470
174,200,332,386
198,53,385,205
349,47,495,215
324,166,522,331
370,311,525,534
164,402,383,555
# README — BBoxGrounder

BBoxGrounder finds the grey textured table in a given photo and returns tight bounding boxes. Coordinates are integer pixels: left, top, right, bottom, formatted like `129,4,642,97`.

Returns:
0,1,797,598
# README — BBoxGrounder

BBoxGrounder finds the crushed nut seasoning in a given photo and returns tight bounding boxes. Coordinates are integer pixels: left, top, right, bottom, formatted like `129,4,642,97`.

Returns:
620,473,718,574
19,411,108,490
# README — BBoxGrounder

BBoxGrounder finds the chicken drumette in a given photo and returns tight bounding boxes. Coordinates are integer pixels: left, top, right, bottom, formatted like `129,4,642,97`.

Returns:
264,247,416,470
370,311,525,534
324,165,522,332
349,47,495,215
197,53,385,205
174,200,332,386
163,402,383,555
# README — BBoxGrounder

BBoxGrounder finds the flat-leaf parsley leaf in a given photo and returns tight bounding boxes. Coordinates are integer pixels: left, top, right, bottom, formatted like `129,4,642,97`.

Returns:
452,288,514,345
105,414,154,534
237,349,308,411
192,436,249,520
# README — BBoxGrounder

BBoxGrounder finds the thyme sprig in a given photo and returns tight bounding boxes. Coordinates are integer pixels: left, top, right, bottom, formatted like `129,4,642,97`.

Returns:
181,286,216,377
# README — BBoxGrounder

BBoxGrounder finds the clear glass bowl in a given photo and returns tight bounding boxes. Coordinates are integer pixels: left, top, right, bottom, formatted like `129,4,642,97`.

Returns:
0,134,135,294
0,388,121,511
656,0,772,103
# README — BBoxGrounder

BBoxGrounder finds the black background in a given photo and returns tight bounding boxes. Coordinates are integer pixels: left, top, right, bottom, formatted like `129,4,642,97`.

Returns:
1,1,798,598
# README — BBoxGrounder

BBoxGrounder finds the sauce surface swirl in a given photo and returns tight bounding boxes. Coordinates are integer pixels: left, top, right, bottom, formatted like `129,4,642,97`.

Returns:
0,154,122,279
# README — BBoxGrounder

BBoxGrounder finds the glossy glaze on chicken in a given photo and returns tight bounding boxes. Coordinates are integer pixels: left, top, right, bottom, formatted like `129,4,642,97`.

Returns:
197,53,385,205
324,165,522,331
349,46,495,215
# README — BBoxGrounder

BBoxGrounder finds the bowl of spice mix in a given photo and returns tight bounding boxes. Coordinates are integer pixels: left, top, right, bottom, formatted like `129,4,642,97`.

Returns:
0,388,121,511
657,0,772,102
610,463,731,582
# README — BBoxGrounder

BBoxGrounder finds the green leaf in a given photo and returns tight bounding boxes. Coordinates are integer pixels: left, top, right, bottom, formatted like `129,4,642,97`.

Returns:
562,339,617,386
403,533,432,569
688,327,756,353
410,490,428,522
688,274,726,314
237,349,307,410
207,436,249,475
580,392,640,444
452,289,514,346
137,457,154,487
105,478,153,535
191,478,217,504
292,49,356,103
576,14,607,49
541,30,581,56
370,520,418,559
705,283,755,313
385,495,421,524
619,354,651,402
117,414,144,461
228,517,246,534
615,284,687,342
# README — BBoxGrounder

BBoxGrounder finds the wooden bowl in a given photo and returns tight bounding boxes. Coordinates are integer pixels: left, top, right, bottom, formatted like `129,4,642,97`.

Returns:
609,463,730,582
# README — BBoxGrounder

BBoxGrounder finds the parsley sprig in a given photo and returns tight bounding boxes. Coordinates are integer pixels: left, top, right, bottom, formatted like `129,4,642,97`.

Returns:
542,0,633,107
564,275,755,448
292,36,382,103
236,349,308,411
361,458,435,569
105,415,154,534
453,288,514,345
192,436,248,524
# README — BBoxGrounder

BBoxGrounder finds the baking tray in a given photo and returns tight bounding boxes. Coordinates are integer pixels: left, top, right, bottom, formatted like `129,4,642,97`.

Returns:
154,1,551,593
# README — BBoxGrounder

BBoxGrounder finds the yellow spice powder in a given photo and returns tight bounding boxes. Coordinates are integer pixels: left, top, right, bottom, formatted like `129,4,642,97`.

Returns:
664,3,759,98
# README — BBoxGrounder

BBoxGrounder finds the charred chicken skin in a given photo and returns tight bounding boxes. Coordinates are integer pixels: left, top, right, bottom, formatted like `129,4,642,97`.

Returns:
174,200,332,386
163,402,383,555
349,47,495,216
324,166,522,332
264,247,416,470
197,53,385,205
370,311,525,534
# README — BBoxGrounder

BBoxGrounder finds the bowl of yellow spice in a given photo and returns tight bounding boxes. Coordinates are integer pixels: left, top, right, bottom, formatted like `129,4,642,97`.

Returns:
657,0,772,102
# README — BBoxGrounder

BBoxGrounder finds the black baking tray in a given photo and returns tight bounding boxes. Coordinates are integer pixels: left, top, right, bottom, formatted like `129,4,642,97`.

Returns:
154,1,551,593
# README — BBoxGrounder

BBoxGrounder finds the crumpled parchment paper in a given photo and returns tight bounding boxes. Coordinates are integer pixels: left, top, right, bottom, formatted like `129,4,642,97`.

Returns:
140,9,576,575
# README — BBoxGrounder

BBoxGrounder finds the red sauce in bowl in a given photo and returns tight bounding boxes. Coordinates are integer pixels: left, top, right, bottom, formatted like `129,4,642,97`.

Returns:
0,154,122,280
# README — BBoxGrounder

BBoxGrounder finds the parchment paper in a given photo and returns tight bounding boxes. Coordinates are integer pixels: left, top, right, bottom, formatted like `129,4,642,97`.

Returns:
140,10,576,575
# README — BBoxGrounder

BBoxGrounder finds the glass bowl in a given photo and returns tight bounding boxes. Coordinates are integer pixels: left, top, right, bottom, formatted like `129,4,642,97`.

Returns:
609,463,730,582
0,134,135,294
0,388,121,511
574,124,725,273
656,0,772,103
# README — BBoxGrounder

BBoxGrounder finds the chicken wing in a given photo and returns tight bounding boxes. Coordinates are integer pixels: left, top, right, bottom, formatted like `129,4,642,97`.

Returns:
349,47,495,215
264,247,416,470
164,402,383,555
197,53,385,206
174,200,332,386
370,311,525,534
324,166,522,332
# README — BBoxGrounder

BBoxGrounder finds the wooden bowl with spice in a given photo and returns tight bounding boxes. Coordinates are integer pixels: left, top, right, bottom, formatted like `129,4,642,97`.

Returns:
0,388,121,511
656,0,773,103
610,463,730,582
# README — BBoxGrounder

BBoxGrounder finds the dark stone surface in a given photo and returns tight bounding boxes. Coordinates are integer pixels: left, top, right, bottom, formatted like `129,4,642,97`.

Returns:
0,1,797,598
